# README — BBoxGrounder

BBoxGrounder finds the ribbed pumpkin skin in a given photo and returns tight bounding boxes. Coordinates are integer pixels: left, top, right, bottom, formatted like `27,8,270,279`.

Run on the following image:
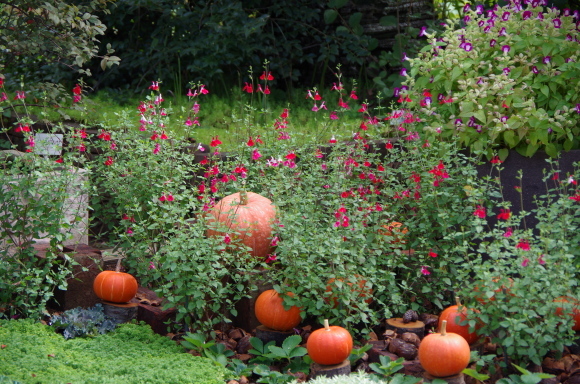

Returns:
307,323,353,365
206,192,276,259
418,329,471,377
93,271,138,303
438,305,478,345
254,289,302,331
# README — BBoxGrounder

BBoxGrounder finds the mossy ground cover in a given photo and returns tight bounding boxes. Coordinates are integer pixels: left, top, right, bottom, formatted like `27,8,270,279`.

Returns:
0,319,227,384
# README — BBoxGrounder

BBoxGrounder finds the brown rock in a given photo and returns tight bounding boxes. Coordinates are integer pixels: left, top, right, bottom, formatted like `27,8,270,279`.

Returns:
419,313,439,332
388,338,406,354
401,332,421,347
367,341,398,364
228,328,246,340
396,341,418,360
236,335,252,354
403,359,425,377
543,356,566,376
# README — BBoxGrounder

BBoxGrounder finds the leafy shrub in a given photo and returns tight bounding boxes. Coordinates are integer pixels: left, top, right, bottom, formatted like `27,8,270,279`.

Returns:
0,320,228,384
0,151,87,320
49,304,118,340
402,0,580,158
452,161,580,367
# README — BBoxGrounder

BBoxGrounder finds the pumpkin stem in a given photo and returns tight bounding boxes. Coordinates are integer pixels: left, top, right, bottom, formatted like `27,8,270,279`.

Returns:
115,257,122,273
455,296,461,307
323,319,330,331
441,320,448,336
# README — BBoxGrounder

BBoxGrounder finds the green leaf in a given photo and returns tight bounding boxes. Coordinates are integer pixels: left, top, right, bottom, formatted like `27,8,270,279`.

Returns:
349,12,362,28
328,0,349,8
324,9,338,24
462,368,490,381
281,334,302,351
474,110,486,124
451,66,462,81
379,16,398,26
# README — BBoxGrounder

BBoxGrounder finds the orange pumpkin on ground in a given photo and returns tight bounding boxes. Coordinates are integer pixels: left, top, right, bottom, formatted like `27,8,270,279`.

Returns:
254,289,302,331
419,320,471,377
93,260,138,303
438,296,480,345
206,191,276,259
378,221,408,244
325,274,373,307
307,319,353,365
554,296,580,331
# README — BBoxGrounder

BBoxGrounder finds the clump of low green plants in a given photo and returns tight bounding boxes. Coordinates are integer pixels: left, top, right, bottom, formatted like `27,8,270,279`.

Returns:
0,319,228,384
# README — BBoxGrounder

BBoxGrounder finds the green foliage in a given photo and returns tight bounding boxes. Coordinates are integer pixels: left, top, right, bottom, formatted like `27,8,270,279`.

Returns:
0,0,119,102
402,2,580,158
49,304,118,340
451,162,580,367
0,135,88,320
369,355,405,378
0,320,228,384
181,332,235,368
89,0,392,93
349,343,373,365
496,364,555,384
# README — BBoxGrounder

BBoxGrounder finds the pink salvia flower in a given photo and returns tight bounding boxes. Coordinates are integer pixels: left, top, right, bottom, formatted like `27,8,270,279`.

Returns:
521,257,530,267
421,266,431,275
224,234,232,244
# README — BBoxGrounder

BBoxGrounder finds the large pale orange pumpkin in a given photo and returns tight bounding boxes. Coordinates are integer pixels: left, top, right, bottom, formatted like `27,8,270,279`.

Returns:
555,296,580,331
254,289,302,331
419,320,471,377
307,319,353,365
93,261,138,303
206,191,276,259
325,274,373,307
438,296,479,345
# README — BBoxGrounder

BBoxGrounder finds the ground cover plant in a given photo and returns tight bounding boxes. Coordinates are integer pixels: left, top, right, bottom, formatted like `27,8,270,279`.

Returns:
0,319,227,384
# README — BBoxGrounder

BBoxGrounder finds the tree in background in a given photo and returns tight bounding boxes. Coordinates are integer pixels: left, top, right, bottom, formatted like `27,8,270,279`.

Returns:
0,0,119,102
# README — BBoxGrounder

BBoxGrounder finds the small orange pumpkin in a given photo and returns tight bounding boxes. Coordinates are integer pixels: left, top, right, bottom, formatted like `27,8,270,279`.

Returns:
419,320,471,377
93,260,138,303
325,274,373,307
254,289,302,331
438,296,480,345
206,191,277,259
307,319,353,365
379,221,408,244
554,296,580,331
